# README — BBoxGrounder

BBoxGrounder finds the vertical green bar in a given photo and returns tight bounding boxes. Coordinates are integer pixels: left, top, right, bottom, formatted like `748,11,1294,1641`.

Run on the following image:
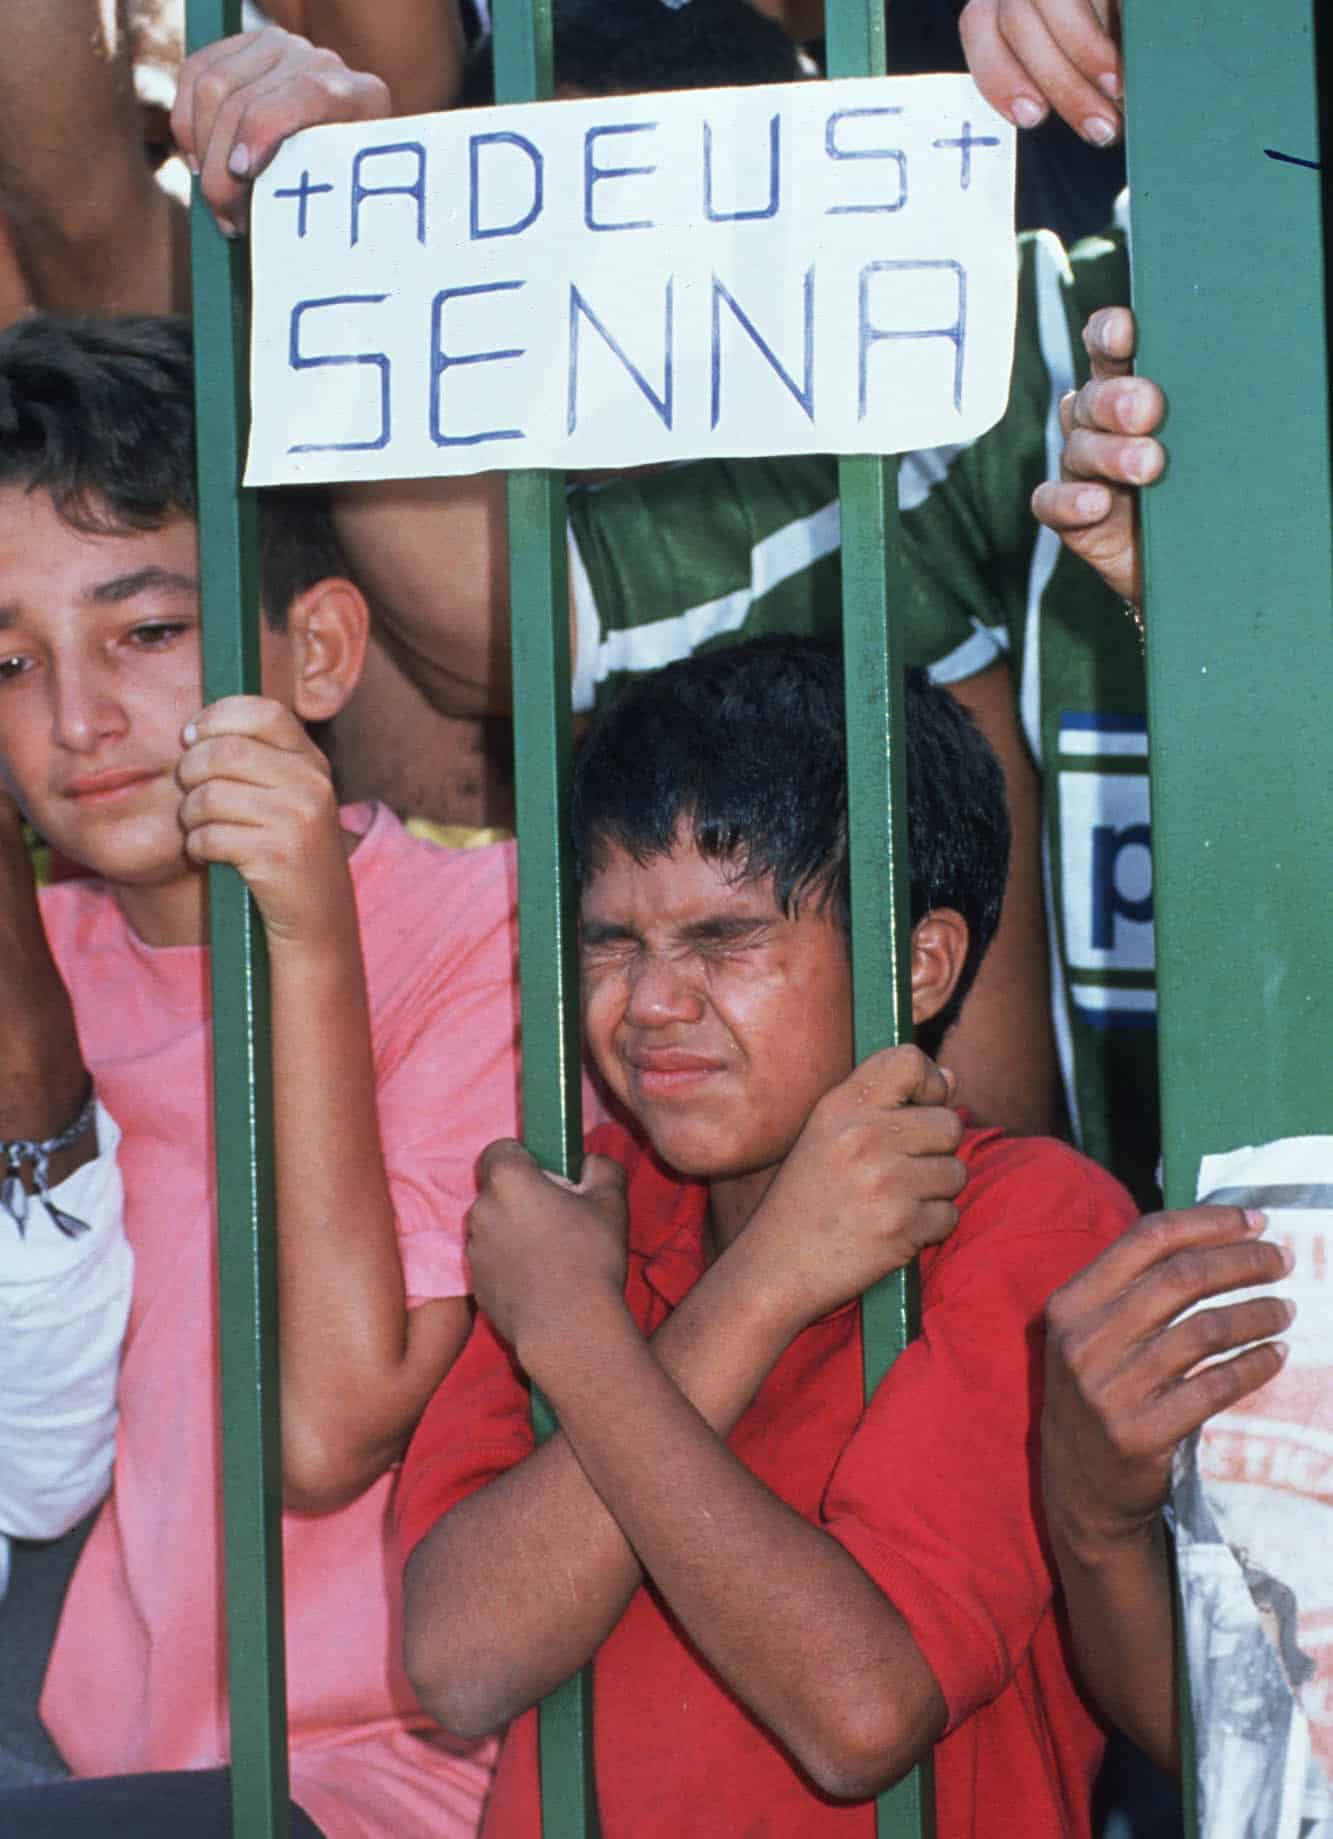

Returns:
186,6,290,1838
1122,3,1333,1832
826,3,933,1836
491,3,596,1835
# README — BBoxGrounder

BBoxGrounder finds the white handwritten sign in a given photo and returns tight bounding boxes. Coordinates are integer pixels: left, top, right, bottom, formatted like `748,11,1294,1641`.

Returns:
245,75,1016,486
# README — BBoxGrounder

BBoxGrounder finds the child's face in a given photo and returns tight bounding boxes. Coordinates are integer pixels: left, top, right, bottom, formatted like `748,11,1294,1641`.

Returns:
0,485,279,891
580,833,855,1196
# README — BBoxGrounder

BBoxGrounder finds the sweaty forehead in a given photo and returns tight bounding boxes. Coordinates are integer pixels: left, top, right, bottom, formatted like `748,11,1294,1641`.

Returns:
579,838,780,923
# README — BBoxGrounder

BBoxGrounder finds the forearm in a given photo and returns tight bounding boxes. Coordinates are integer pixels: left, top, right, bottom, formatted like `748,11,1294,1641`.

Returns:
269,927,463,1508
0,0,186,313
301,0,465,115
407,1239,800,1732
0,821,92,1182
529,1296,944,1797
411,1242,943,1787
1046,1511,1179,1772
0,1106,131,1539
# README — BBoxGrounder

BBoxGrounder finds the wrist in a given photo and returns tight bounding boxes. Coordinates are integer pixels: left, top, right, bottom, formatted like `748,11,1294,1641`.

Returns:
715,1221,818,1347
1043,1492,1166,1573
514,1281,639,1395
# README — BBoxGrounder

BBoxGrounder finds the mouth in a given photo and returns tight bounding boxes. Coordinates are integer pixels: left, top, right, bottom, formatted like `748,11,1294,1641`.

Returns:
62,768,162,805
626,1051,727,1098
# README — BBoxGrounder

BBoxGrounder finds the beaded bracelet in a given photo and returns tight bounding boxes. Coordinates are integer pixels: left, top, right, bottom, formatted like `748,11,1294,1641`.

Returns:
2,1082,97,1240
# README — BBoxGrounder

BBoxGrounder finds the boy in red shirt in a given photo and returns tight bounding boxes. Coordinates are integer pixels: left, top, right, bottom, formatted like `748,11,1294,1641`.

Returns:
396,639,1137,1836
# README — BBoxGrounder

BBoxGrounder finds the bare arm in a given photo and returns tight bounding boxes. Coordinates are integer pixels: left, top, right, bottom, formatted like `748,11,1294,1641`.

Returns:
0,796,94,1181
1041,1206,1291,1771
266,0,466,118
177,696,469,1512
406,1049,962,1794
940,661,1060,1138
0,0,187,314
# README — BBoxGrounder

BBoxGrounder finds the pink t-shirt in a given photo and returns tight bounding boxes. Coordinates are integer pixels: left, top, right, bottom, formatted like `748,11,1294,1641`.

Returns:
38,805,521,1839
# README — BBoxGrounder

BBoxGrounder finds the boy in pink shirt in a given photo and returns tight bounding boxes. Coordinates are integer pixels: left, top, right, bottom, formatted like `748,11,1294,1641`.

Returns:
0,315,517,1839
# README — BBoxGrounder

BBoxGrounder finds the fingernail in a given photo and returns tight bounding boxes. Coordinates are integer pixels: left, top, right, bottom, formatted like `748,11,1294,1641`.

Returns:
1279,1244,1296,1274
1281,1298,1297,1324
186,154,200,176
228,143,251,178
1075,486,1109,517
1272,1340,1290,1366
1097,71,1123,101
1011,96,1046,129
1083,115,1120,147
1244,1208,1267,1231
182,720,198,744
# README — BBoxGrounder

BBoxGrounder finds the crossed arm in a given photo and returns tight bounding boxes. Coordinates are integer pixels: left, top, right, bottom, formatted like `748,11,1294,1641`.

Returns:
404,1049,961,1794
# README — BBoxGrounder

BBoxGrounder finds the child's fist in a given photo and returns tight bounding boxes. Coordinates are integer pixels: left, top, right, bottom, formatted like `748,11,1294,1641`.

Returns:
177,695,353,946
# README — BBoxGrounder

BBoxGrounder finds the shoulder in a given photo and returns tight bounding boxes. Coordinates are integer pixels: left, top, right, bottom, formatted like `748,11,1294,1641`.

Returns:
349,805,517,966
959,1124,1138,1238
921,1126,1138,1309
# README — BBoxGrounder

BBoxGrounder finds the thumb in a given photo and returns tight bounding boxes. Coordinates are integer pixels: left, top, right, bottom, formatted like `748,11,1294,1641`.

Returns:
475,1137,536,1185
857,1044,956,1110
578,1154,629,1202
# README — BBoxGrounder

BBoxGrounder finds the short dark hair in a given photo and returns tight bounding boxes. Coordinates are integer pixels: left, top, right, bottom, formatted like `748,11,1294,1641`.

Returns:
571,638,1010,1047
461,0,803,106
0,313,347,629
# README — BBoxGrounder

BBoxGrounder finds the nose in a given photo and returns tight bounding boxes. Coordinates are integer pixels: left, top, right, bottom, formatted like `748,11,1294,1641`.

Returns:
624,951,705,1027
50,657,129,753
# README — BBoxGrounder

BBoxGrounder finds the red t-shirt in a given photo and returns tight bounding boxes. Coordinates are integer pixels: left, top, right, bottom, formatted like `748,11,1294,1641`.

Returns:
397,1120,1137,1838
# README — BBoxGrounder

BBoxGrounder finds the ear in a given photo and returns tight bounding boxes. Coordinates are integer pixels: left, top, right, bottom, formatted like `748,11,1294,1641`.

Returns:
909,909,971,1032
283,577,370,725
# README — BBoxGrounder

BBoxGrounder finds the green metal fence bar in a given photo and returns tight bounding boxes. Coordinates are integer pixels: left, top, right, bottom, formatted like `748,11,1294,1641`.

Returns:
491,3,598,1833
1123,1,1333,1830
825,0,934,1833
186,5,291,1837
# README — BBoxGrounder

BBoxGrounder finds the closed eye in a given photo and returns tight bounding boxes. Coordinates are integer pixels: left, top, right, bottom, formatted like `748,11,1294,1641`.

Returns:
126,620,191,649
680,919,771,951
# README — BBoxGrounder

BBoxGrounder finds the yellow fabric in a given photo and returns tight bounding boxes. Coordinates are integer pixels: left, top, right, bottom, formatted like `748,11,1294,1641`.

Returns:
404,819,512,851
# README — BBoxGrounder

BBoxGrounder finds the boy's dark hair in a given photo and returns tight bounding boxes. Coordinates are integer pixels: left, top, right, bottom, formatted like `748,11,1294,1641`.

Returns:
460,0,803,106
571,638,1010,1048
0,313,347,629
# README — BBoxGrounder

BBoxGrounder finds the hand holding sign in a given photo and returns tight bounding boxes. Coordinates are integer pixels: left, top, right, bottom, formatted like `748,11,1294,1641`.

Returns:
173,26,391,237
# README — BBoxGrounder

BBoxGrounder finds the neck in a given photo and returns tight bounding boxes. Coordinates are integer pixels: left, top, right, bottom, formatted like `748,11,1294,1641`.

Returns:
704,1163,780,1261
114,872,209,948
